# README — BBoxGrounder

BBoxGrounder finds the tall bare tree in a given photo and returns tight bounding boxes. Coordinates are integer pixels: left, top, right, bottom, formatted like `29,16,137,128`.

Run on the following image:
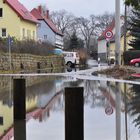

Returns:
50,10,74,34
94,12,114,35
75,16,98,52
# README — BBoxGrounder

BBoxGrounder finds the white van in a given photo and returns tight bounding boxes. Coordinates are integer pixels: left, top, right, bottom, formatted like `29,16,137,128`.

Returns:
63,51,80,67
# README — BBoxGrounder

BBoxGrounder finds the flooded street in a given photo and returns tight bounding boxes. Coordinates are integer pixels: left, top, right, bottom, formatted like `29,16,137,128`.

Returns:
0,66,140,140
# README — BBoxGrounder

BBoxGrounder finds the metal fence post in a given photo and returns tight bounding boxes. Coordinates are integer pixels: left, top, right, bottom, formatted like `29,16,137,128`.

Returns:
13,78,26,140
65,87,84,140
13,79,26,120
14,120,26,140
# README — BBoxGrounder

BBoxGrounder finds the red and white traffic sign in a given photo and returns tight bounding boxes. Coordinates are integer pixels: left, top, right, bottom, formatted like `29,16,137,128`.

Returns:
104,30,113,39
105,106,113,115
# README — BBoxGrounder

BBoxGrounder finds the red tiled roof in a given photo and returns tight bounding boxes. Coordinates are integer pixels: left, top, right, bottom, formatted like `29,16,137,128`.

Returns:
31,8,63,36
98,18,115,41
5,0,38,23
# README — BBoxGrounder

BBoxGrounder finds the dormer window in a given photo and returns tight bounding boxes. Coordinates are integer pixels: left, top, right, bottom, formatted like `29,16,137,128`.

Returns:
0,8,3,17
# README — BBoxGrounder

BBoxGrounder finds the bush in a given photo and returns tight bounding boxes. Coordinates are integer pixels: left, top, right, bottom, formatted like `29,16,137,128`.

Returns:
0,38,55,56
123,50,140,65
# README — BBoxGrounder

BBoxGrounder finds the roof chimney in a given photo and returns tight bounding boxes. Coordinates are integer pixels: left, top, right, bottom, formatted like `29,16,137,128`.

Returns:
46,10,49,19
38,5,42,14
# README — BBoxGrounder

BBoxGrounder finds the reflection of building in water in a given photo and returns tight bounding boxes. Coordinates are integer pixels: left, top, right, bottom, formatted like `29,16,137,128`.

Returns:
84,80,132,110
0,77,65,140
0,101,13,138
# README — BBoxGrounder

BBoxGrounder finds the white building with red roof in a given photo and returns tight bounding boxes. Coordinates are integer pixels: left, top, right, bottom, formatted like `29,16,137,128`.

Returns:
31,6,64,49
0,0,38,40
97,17,124,63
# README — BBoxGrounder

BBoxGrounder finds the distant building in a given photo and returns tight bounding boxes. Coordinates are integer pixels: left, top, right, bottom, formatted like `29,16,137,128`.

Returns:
0,0,38,40
31,6,64,49
97,18,116,62
98,16,133,63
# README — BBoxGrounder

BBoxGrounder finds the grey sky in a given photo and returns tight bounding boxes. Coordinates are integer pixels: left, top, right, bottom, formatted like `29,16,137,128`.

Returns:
20,0,124,17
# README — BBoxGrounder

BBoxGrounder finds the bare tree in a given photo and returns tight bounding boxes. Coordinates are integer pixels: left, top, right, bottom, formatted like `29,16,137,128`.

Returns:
50,9,74,34
75,16,98,52
93,12,114,35
51,9,114,52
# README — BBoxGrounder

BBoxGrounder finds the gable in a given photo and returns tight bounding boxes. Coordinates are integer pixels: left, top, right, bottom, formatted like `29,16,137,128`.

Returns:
4,0,37,24
31,8,63,36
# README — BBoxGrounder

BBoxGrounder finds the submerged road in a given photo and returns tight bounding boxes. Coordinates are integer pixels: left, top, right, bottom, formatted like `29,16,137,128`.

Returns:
0,65,140,85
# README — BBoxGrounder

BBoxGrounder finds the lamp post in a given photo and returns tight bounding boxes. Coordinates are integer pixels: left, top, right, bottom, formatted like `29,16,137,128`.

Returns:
115,0,121,140
115,0,121,65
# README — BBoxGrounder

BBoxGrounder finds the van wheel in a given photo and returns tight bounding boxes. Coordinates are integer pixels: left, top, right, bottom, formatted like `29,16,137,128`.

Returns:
67,62,73,67
135,62,139,67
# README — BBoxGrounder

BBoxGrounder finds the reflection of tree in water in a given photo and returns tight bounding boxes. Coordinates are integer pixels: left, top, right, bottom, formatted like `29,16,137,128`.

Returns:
84,80,106,107
129,84,140,132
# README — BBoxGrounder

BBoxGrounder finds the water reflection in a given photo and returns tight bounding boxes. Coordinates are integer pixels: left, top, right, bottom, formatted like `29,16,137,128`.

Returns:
128,84,140,134
0,76,140,139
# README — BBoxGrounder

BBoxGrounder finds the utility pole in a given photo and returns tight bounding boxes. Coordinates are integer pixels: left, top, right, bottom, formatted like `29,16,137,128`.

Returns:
124,4,127,52
115,0,121,65
115,82,121,140
124,84,128,140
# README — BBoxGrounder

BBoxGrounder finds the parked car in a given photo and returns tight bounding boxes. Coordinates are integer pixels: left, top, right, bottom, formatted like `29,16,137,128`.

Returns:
53,48,63,55
63,51,80,67
130,58,140,67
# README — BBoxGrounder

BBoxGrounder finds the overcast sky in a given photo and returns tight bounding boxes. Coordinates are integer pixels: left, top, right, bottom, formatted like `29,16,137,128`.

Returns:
20,0,124,17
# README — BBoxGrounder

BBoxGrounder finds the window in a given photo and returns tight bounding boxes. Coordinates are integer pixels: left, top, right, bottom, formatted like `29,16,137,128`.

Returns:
27,29,31,39
0,8,3,17
0,116,3,125
37,23,41,28
44,35,47,40
2,28,6,37
33,31,35,40
22,28,25,39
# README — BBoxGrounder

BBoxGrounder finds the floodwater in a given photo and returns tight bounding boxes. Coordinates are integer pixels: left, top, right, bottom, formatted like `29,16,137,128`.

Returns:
0,69,140,140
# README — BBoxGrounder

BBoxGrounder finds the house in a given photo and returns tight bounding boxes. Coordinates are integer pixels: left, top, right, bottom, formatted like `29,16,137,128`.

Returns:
97,16,132,63
31,6,64,49
0,0,38,40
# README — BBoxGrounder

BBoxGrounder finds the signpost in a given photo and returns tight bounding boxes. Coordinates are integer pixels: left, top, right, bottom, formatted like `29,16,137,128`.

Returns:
105,30,113,39
8,35,12,70
104,30,113,65
105,105,113,115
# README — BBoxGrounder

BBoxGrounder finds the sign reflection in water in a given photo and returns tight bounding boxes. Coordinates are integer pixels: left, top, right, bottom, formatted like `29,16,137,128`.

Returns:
0,76,140,140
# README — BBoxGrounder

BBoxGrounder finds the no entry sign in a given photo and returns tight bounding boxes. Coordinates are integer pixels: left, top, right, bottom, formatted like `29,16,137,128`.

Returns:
105,30,113,39
105,105,113,115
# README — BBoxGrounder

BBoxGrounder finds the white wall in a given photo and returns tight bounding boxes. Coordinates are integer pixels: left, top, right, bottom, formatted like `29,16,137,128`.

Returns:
98,39,107,54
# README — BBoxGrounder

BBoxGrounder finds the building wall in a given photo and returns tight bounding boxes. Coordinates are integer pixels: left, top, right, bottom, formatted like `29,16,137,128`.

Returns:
37,20,55,45
98,40,107,54
0,0,20,38
109,34,133,63
98,39,107,62
20,20,37,40
55,34,63,48
0,1,37,40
